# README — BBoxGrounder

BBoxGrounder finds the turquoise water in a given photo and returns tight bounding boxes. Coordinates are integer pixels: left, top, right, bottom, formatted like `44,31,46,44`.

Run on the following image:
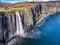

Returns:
15,12,60,45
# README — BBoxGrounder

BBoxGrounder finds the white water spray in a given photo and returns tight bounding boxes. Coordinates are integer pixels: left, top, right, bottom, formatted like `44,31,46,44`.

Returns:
16,12,25,37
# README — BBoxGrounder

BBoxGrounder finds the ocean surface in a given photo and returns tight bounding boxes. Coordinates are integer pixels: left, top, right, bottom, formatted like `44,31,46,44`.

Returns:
15,12,60,45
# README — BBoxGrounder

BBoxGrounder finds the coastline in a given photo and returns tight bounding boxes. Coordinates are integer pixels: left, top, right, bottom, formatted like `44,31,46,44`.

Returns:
36,12,60,27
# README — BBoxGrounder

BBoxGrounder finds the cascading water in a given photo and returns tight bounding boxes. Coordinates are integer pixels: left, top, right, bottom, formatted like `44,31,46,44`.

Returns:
15,12,25,37
15,12,41,39
7,12,26,45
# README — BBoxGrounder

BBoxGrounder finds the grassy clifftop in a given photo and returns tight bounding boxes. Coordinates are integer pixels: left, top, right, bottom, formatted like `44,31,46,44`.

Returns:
0,2,38,12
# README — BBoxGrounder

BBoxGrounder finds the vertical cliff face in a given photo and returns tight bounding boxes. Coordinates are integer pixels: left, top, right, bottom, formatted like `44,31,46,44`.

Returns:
0,2,60,44
0,12,3,40
5,12,16,38
0,4,42,42
24,9,34,31
31,4,42,25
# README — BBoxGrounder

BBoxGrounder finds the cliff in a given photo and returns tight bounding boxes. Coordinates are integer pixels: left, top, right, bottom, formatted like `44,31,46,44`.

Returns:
0,2,60,43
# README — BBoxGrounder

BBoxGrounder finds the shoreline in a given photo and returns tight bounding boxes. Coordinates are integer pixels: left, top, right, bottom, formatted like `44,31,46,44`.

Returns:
36,12,60,27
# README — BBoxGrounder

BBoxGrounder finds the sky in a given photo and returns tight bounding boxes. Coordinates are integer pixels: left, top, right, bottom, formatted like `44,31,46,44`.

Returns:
0,0,56,3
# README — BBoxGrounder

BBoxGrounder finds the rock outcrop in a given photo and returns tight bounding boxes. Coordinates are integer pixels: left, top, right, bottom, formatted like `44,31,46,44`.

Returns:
0,3,42,41
0,2,60,44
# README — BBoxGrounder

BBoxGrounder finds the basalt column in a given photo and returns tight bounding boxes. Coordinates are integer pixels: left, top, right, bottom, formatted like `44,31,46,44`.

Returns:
0,13,3,41
31,8,36,26
24,9,33,31
1,12,8,45
6,12,16,38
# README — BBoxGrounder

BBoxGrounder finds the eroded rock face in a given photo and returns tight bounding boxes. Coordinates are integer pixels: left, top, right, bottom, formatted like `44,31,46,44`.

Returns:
0,4,42,44
0,13,3,40
0,2,59,44
0,11,32,39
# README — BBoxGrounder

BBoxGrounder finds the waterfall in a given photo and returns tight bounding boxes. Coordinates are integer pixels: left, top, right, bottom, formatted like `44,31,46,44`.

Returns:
15,12,25,37
15,12,41,38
